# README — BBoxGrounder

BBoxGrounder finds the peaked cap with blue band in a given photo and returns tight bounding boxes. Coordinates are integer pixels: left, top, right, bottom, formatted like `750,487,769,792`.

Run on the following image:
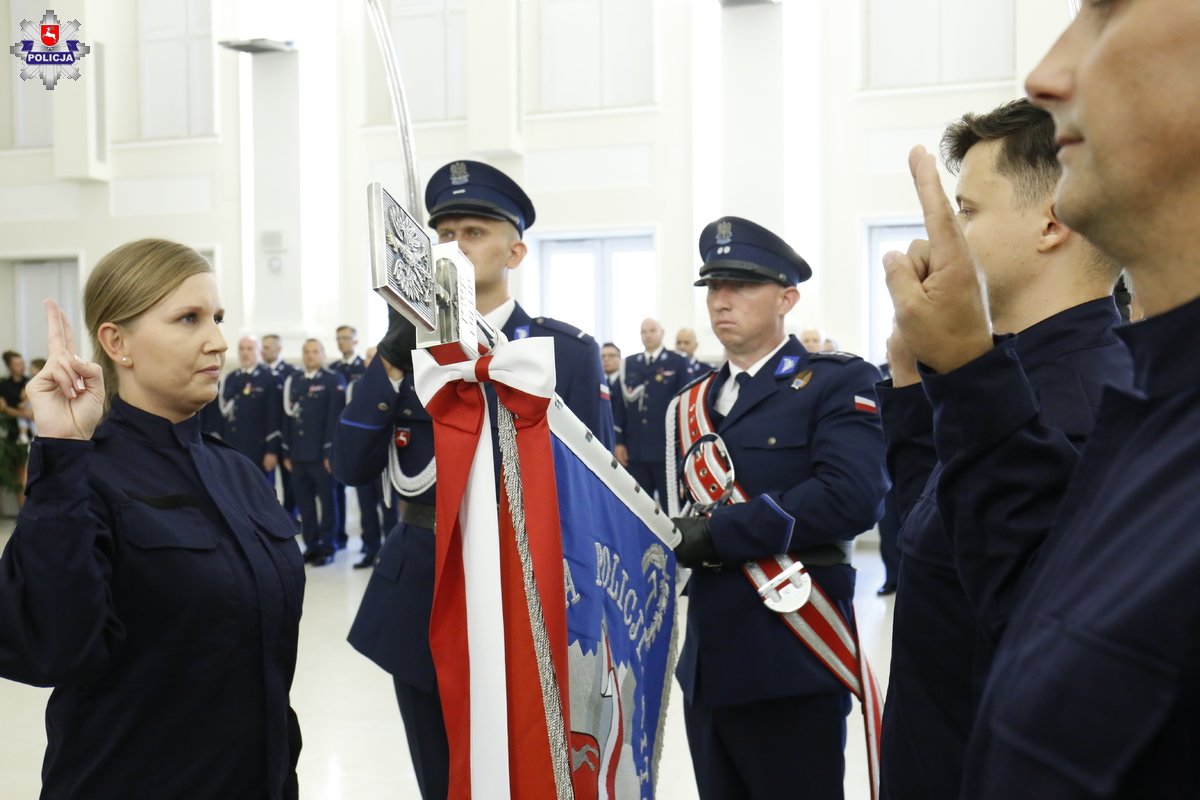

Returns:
424,160,536,236
695,216,812,286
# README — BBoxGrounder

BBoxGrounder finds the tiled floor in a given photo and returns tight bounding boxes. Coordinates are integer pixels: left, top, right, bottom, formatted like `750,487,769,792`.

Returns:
0,517,894,798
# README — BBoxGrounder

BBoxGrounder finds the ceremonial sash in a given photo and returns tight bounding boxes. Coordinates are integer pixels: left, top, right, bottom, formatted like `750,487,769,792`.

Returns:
666,373,883,800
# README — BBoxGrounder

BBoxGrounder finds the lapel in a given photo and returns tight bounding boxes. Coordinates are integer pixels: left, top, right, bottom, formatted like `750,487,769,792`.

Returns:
718,338,806,431
502,302,532,343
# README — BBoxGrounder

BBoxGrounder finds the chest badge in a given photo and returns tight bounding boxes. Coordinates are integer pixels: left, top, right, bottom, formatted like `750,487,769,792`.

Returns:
243,382,252,396
395,427,411,448
791,370,813,390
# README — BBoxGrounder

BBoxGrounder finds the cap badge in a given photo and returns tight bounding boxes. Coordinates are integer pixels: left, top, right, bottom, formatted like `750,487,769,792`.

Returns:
715,220,733,246
449,161,470,186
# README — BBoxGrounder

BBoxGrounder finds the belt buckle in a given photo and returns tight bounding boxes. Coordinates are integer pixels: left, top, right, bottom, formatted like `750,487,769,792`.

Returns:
757,560,811,613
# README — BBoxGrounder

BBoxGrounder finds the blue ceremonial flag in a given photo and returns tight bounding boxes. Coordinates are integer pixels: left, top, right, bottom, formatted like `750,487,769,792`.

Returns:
549,406,680,800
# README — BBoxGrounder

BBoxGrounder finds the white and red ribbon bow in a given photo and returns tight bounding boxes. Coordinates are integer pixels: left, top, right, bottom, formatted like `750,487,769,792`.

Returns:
413,338,572,799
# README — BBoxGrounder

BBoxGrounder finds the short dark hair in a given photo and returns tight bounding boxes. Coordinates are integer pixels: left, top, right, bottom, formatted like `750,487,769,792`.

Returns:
941,98,1059,208
336,325,357,337
601,342,620,354
2,351,21,369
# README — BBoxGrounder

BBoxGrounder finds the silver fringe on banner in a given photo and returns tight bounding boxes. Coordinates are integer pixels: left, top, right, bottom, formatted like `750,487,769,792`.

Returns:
496,403,573,799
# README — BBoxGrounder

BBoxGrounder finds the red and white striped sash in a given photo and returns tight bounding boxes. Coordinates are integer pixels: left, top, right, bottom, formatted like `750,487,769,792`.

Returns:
669,373,883,800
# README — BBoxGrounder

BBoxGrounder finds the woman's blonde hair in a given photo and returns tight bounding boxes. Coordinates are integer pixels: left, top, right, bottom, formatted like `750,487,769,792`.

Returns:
83,239,214,405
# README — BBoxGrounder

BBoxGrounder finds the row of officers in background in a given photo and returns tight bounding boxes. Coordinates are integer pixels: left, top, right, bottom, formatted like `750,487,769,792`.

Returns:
201,326,389,569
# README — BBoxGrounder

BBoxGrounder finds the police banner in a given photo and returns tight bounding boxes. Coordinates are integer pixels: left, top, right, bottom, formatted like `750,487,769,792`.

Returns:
414,339,679,800
551,398,679,800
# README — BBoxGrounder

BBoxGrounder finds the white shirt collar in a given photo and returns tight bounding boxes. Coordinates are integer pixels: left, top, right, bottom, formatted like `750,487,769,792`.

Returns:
484,297,516,333
728,337,789,382
304,368,320,379
643,346,664,362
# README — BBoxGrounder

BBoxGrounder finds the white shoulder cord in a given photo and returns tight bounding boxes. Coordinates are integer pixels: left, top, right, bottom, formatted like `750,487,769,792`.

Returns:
281,374,299,418
386,429,437,499
665,393,682,517
217,373,237,420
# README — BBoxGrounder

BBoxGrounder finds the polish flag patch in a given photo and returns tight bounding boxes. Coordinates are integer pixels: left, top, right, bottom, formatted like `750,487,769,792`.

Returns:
600,382,611,400
854,395,877,414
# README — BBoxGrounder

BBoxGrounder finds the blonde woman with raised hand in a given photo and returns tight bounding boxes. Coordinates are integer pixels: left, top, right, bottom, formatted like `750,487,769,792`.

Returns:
0,239,305,799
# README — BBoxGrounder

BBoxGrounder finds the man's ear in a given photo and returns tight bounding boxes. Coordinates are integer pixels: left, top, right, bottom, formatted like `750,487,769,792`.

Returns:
506,239,528,270
779,286,800,315
1038,201,1072,254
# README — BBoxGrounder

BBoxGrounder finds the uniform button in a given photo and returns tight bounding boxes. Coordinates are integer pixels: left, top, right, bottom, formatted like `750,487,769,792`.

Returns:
403,409,412,417
642,420,648,425
377,402,389,412
767,436,777,446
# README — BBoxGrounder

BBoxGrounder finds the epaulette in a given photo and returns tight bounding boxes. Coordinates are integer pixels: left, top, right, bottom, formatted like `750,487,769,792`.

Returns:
807,351,862,365
533,316,597,346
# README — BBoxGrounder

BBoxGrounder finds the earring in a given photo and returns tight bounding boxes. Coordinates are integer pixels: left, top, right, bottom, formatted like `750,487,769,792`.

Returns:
122,357,129,364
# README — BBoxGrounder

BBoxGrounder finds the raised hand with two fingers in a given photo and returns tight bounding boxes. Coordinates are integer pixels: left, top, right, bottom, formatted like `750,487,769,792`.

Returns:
27,299,104,441
882,146,995,374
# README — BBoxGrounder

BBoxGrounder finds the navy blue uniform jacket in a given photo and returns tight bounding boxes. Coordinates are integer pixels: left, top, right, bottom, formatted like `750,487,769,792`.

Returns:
876,298,1132,800
619,349,691,461
338,302,614,689
282,367,345,463
219,364,283,466
924,296,1200,799
330,355,366,386
676,337,888,706
0,398,304,799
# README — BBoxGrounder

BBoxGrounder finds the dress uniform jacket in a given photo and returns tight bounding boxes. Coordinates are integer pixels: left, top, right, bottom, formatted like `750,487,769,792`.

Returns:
676,336,888,707
330,355,367,386
683,356,713,381
282,368,345,463
921,295,1200,799
219,364,282,467
0,398,305,799
875,298,1133,800
619,349,691,462
340,302,615,689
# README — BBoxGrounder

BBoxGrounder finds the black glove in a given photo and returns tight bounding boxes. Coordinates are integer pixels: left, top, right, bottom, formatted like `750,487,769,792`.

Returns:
377,306,416,373
671,516,719,569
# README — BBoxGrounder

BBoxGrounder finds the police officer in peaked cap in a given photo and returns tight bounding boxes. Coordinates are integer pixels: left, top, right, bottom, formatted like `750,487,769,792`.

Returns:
337,159,614,799
670,216,888,798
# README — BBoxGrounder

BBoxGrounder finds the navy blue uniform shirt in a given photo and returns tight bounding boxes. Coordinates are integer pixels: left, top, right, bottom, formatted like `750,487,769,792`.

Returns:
219,363,283,467
675,336,888,706
875,297,1132,800
282,367,346,463
0,397,304,799
923,295,1200,799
